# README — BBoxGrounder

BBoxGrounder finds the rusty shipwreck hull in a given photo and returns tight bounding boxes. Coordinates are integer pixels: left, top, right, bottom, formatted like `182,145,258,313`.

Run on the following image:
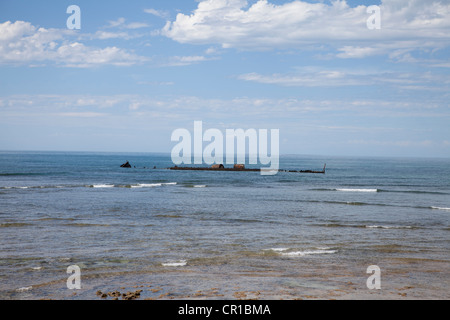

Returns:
168,164,326,174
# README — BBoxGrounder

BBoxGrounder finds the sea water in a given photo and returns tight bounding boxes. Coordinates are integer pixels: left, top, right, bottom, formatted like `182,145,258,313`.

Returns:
0,151,449,299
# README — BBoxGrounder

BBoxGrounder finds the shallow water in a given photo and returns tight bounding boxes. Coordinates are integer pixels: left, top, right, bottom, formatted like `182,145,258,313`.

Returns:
0,152,449,299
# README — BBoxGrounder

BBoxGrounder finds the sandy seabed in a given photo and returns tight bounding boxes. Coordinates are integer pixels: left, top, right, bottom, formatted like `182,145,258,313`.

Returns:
9,259,450,300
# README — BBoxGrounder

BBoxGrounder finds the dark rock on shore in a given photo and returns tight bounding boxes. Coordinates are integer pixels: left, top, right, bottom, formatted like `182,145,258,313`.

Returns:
96,289,142,300
122,290,142,300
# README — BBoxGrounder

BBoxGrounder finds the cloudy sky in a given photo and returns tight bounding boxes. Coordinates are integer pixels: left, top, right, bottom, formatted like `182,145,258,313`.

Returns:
0,0,449,157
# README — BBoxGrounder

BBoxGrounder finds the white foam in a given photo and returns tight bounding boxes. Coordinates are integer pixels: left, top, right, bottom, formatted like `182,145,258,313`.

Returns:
336,188,378,193
193,185,206,188
16,286,32,292
134,183,161,188
133,182,177,188
281,249,337,257
32,267,42,270
162,260,187,267
366,225,412,229
431,206,450,211
267,248,289,252
92,184,114,188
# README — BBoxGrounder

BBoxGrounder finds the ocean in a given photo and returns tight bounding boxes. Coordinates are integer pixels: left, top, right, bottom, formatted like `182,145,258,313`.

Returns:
0,151,449,300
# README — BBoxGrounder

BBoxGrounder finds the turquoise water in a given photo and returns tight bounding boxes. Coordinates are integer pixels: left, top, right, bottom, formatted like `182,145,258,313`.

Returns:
0,151,449,299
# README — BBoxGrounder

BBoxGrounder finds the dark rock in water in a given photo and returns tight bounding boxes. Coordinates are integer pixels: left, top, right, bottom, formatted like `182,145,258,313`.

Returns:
120,161,131,168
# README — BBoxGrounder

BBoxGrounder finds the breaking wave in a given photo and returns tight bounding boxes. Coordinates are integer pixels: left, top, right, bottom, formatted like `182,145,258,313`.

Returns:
266,247,337,257
315,223,416,230
431,206,450,211
91,184,114,188
162,260,187,267
312,188,449,195
336,188,378,192
130,182,177,188
1,183,178,190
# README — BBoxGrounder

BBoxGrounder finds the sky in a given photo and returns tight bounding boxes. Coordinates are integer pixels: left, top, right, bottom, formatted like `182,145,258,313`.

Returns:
0,0,449,158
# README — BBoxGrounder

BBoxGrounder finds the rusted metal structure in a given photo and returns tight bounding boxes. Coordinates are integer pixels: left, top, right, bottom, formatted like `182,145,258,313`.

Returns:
168,164,326,174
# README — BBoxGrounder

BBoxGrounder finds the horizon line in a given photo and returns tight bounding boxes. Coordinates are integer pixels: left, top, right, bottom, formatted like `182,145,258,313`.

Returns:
0,149,449,160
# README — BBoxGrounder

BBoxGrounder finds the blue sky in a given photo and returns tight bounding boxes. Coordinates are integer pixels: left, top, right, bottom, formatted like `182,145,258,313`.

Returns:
0,0,449,157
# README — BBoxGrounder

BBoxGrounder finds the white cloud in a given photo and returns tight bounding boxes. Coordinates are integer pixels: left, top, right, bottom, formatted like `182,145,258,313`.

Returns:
162,0,450,55
0,20,40,41
336,46,385,59
2,89,449,127
144,8,170,19
238,67,450,90
137,81,175,86
89,18,150,41
1,94,448,150
430,62,450,68
73,97,124,108
162,55,215,67
106,17,150,29
205,47,219,55
126,22,150,29
92,30,135,40
56,42,145,68
238,69,374,87
348,139,437,148
0,21,148,67
3,93,444,120
57,112,107,118
106,17,127,28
